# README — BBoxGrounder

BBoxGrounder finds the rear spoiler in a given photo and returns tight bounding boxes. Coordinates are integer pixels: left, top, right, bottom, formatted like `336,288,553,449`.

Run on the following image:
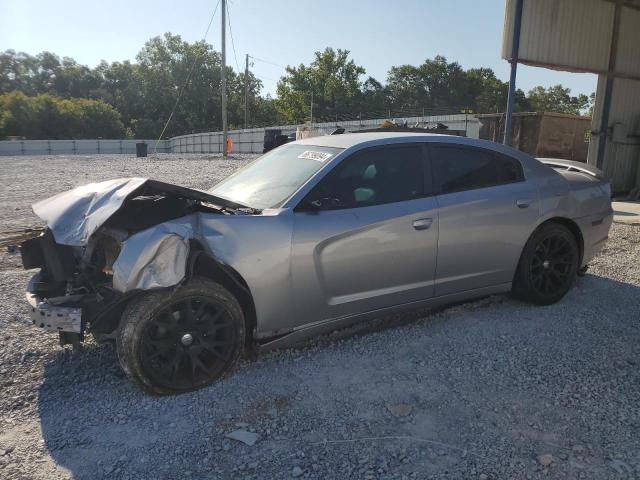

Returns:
537,158,605,180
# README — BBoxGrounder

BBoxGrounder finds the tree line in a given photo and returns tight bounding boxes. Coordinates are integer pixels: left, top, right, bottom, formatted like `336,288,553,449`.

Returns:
0,33,592,140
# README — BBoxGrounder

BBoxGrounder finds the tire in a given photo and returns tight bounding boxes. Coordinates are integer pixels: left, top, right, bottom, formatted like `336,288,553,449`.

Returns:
116,277,245,395
512,222,579,305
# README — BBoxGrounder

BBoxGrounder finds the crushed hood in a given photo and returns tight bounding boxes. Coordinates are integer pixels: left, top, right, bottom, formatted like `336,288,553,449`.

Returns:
32,177,246,246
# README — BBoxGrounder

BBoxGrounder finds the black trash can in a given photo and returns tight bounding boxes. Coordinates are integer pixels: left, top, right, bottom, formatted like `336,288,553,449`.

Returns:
136,142,148,158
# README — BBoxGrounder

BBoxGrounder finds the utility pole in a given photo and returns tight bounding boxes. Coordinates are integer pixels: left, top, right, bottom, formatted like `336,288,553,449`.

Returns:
244,53,249,129
221,0,228,156
461,107,473,136
310,91,313,127
504,0,523,146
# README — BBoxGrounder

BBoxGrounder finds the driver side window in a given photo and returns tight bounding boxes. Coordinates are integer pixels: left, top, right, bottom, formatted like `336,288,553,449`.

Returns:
299,145,424,211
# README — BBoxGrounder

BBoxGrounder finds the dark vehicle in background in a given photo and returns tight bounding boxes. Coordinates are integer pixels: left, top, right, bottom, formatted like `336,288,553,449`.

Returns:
263,128,293,152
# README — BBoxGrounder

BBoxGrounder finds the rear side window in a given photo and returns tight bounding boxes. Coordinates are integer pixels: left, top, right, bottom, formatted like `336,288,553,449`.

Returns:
431,146,523,194
301,145,424,210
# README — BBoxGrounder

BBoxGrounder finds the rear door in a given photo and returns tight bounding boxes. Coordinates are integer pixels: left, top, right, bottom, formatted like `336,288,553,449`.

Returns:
291,144,439,324
429,144,539,296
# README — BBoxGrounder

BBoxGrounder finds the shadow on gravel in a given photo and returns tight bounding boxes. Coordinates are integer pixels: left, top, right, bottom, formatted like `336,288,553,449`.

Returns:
37,274,640,480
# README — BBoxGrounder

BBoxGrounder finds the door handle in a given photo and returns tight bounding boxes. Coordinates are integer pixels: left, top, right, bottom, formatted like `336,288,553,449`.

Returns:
412,218,433,230
516,199,533,208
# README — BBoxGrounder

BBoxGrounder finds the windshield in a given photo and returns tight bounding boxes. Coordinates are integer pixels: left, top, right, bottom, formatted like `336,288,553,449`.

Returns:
210,144,343,209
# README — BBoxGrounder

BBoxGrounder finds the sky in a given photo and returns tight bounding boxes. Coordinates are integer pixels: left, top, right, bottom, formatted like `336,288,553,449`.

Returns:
0,0,598,99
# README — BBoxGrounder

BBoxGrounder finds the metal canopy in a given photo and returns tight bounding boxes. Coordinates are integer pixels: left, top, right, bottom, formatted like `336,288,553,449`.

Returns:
502,0,640,194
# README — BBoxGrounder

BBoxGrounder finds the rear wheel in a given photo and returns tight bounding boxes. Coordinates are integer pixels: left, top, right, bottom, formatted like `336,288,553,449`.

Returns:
116,277,245,395
512,223,579,305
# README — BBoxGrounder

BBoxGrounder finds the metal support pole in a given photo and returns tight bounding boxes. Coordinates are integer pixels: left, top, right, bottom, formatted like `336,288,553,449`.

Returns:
596,2,621,170
465,109,469,136
221,0,228,157
504,0,523,146
244,53,249,129
310,91,313,127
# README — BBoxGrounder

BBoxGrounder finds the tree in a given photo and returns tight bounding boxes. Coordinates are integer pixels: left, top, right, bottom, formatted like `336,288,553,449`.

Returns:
386,56,474,112
526,85,590,115
466,67,531,113
0,41,596,140
0,50,101,99
0,91,37,138
133,33,265,136
276,48,365,123
0,50,39,95
360,77,389,115
249,94,280,127
0,92,126,139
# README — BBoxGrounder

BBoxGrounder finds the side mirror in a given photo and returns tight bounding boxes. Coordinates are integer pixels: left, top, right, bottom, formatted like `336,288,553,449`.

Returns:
298,198,323,213
299,197,342,212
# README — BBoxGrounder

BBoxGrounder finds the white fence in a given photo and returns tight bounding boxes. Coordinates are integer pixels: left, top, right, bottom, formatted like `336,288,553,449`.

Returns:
170,114,480,154
168,128,269,154
0,139,169,156
0,114,480,156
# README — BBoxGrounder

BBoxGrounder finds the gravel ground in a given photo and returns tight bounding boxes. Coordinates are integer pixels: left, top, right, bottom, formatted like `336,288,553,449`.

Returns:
0,154,639,480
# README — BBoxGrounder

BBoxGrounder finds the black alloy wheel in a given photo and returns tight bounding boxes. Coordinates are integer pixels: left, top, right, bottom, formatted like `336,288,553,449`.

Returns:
528,234,576,297
513,223,579,305
117,278,245,395
139,297,237,391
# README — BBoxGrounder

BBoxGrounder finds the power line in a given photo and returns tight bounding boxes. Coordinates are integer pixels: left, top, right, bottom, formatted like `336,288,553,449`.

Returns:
250,55,287,70
226,1,241,72
253,73,280,83
153,0,221,153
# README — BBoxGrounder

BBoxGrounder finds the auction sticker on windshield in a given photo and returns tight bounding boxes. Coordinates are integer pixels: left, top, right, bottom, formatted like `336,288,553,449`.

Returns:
298,151,333,162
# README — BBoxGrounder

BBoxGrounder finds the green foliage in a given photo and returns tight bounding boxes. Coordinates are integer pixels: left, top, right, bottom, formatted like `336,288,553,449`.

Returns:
0,37,594,140
0,91,126,139
526,85,590,116
276,48,365,123
387,56,473,110
0,35,277,139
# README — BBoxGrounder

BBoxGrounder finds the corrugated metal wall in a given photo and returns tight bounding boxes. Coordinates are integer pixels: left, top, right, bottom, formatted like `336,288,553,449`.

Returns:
590,76,640,192
504,0,640,194
502,0,614,72
615,5,640,77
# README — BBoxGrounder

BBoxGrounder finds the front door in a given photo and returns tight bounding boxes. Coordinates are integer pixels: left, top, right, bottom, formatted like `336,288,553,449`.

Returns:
291,144,439,324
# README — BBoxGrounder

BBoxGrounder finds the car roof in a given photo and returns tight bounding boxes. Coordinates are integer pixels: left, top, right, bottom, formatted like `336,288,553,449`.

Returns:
293,132,537,163
294,132,443,148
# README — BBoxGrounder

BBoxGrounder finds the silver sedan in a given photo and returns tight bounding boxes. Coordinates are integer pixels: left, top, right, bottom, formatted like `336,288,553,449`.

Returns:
22,132,613,394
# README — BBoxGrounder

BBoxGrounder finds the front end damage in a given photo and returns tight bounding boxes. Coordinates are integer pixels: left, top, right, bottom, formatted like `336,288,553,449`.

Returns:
21,178,253,346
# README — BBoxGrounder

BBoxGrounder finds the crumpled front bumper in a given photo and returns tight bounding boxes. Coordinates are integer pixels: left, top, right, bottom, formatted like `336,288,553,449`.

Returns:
25,274,82,333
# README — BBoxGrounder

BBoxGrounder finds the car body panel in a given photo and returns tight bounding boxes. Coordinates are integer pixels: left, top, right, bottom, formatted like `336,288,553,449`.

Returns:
32,177,247,247
112,216,193,292
434,180,540,295
106,210,297,335
32,177,148,246
291,196,439,325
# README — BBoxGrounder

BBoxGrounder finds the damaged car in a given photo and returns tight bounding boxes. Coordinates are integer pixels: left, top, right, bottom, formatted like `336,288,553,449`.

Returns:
21,133,613,395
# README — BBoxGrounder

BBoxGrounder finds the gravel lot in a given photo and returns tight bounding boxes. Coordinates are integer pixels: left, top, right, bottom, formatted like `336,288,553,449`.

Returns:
0,154,639,480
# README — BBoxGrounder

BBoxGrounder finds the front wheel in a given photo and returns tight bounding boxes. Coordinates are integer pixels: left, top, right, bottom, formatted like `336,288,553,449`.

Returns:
512,223,579,305
116,277,245,395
